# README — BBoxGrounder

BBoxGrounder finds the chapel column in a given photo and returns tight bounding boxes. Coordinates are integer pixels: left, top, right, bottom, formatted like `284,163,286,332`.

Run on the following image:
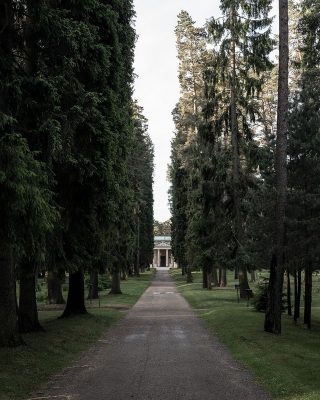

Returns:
166,249,169,267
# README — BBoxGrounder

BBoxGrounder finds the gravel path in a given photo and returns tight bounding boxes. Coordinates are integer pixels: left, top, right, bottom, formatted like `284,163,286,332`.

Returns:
27,270,270,400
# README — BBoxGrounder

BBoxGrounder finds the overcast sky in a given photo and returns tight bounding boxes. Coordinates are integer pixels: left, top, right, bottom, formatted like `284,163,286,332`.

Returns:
133,1,278,222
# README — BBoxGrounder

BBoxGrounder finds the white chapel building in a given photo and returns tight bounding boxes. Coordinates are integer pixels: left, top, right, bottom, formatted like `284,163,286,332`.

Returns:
153,236,174,268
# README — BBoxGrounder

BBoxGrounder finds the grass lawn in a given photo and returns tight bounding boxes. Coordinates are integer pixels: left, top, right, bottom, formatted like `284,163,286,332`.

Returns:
171,269,320,400
0,270,154,400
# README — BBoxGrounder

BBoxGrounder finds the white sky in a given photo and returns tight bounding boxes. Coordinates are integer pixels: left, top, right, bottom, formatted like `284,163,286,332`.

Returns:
133,0,278,222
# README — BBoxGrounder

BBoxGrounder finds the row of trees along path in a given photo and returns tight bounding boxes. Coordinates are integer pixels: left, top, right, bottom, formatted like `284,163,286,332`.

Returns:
0,0,154,347
170,0,320,334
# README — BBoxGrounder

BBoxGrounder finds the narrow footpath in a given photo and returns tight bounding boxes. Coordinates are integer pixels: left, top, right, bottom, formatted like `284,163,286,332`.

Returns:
29,271,270,400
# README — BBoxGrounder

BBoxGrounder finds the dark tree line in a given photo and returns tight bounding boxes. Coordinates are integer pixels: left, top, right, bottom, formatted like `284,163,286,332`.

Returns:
0,0,154,347
170,0,320,333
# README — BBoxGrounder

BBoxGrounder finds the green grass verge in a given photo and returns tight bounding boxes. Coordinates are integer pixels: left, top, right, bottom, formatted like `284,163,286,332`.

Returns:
170,269,320,400
0,270,154,400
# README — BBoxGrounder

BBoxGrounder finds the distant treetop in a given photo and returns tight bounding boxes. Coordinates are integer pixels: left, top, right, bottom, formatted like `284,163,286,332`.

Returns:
154,220,171,236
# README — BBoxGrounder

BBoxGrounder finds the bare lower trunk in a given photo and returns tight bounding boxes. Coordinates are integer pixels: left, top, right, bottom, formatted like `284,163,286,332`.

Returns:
250,271,256,283
220,268,227,287
202,267,208,289
0,244,23,347
181,261,186,276
135,215,140,277
134,263,140,277
304,266,312,329
87,269,99,300
207,270,212,290
47,270,65,304
294,269,301,323
212,267,219,287
286,269,292,316
18,259,43,333
265,255,284,334
109,270,122,295
239,266,250,298
121,270,127,281
186,266,193,283
61,269,87,317
265,0,288,335
134,261,140,277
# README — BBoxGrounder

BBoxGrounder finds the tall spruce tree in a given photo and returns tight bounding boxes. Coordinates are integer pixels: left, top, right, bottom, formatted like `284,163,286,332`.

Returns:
208,0,274,298
51,0,136,310
287,0,320,329
0,0,56,345
170,11,206,282
265,0,289,334
131,103,154,276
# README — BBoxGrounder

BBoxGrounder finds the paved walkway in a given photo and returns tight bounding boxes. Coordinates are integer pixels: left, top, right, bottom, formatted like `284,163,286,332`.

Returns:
29,271,270,400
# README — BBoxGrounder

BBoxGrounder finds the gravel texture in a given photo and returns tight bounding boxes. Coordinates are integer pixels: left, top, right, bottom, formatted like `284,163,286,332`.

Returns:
27,270,270,400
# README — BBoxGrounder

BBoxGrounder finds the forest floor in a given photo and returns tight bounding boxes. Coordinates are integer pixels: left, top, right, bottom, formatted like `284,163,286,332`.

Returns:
170,269,320,400
0,271,154,400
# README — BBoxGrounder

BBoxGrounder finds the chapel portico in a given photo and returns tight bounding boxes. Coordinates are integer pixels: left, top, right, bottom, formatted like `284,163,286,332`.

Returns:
153,236,173,268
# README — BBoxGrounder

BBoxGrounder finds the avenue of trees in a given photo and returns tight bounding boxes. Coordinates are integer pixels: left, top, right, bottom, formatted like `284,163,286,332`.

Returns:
0,0,154,347
170,0,320,334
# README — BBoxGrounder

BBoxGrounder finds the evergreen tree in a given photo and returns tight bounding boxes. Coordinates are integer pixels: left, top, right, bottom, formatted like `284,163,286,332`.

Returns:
170,11,206,281
265,0,289,335
131,103,154,275
287,0,320,329
0,0,56,345
207,0,274,297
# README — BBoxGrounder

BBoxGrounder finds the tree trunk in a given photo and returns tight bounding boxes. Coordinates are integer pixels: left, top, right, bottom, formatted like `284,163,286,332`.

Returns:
0,244,23,347
286,269,292,317
47,270,65,304
134,261,140,277
87,269,99,300
109,269,122,295
18,259,43,333
121,269,127,281
212,267,219,287
234,267,238,280
239,267,250,298
294,269,301,323
134,215,140,277
202,267,208,289
265,0,288,335
186,266,193,283
61,269,87,317
220,268,227,287
304,265,312,329
250,270,256,283
207,269,212,290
